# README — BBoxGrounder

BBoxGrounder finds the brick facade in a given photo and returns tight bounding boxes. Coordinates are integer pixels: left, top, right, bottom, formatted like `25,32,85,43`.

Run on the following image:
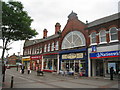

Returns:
23,12,120,76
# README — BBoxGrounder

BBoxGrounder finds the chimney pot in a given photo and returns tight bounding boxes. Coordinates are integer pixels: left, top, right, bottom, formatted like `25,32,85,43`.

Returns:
55,22,61,34
43,29,48,38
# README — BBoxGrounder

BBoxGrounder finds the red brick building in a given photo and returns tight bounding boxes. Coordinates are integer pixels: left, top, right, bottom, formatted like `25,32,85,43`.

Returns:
7,53,19,65
23,12,120,77
87,13,120,77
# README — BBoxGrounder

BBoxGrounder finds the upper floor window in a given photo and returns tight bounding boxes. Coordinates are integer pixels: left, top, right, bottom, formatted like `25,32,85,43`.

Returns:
62,31,86,49
39,47,42,53
55,41,59,50
36,47,40,54
44,44,47,52
29,48,31,54
90,32,96,45
99,30,106,43
109,27,118,42
48,43,50,52
51,42,54,51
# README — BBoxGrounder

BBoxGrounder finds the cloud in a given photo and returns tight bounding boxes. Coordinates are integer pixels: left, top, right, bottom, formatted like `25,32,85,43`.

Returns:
1,0,119,57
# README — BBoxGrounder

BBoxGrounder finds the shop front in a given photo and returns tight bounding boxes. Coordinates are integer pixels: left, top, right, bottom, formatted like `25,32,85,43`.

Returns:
22,56,31,69
88,44,120,77
30,55,42,71
42,53,59,72
59,48,88,76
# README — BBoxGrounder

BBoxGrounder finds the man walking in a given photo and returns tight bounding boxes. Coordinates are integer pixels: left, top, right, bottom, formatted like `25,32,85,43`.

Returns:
110,67,114,80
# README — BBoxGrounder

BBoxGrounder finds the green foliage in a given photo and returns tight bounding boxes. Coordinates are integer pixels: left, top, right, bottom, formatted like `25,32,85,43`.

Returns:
2,1,38,41
1,1,38,61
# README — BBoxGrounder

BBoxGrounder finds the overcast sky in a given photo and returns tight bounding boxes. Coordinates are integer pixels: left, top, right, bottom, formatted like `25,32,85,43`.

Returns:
0,0,119,57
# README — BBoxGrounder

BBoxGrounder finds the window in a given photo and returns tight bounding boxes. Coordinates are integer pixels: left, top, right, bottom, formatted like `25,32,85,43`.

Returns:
51,42,54,51
99,30,106,43
39,47,42,53
109,27,118,42
55,41,59,50
61,31,86,49
48,43,50,52
29,48,31,54
90,32,96,45
44,44,47,52
36,47,39,54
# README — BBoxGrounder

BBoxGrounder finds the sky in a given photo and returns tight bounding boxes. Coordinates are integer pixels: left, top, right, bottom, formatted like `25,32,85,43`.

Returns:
0,0,119,57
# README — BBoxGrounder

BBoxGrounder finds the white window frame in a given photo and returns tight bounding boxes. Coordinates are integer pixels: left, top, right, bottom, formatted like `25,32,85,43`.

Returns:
109,27,118,43
55,41,59,50
99,30,107,44
61,31,86,49
51,42,54,51
48,43,50,52
44,44,47,52
90,32,97,45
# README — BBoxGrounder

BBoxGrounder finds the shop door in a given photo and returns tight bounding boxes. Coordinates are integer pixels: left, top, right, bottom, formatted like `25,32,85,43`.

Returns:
96,60,104,76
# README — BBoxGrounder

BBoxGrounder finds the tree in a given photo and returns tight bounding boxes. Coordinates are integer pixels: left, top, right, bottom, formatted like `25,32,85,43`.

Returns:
2,1,38,63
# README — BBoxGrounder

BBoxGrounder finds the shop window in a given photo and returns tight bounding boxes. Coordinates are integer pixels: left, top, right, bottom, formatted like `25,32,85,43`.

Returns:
61,31,86,49
48,60,52,69
99,30,107,44
109,27,118,42
90,32,97,45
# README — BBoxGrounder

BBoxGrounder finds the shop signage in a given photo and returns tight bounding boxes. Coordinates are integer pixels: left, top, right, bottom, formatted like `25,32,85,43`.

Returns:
90,50,120,59
22,58,30,61
30,55,42,60
22,56,30,61
62,53,83,59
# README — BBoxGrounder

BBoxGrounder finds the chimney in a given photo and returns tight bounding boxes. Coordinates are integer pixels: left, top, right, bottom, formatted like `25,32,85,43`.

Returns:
43,29,48,38
55,22,61,34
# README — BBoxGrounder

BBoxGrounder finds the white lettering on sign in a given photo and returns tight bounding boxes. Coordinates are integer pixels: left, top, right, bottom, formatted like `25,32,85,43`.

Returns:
96,51,120,58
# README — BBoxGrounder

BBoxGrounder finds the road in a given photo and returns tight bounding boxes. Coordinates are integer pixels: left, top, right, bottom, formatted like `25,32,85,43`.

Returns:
2,68,119,89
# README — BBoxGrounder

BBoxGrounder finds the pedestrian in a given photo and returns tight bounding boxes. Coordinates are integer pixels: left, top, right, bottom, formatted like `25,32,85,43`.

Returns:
21,65,25,74
74,64,79,79
110,67,114,80
27,66,31,74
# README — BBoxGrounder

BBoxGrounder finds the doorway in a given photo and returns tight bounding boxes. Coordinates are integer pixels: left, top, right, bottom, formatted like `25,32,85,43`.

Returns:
96,60,104,76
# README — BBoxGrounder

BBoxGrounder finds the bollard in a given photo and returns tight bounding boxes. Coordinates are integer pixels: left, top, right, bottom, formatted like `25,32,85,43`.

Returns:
10,76,14,88
2,74,5,82
16,65,18,71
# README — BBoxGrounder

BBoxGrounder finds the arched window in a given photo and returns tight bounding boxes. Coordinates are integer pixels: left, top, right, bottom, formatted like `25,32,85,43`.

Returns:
62,31,86,49
90,32,96,45
99,30,106,43
109,27,118,41
51,42,54,51
55,41,58,50
44,44,46,52
48,43,50,52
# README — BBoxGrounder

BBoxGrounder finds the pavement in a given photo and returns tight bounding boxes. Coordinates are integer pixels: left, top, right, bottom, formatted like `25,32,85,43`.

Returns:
1,68,120,89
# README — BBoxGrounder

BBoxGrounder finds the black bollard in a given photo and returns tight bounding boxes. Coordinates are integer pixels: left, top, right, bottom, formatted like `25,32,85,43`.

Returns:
10,76,14,88
2,74,5,82
16,65,18,71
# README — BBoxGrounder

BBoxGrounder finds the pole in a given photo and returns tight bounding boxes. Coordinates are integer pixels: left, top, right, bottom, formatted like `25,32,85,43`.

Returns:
2,74,5,82
16,65,18,71
10,76,14,88
2,64,6,82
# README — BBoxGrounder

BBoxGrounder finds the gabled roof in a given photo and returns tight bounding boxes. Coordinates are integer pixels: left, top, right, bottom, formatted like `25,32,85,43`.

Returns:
88,12,120,28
